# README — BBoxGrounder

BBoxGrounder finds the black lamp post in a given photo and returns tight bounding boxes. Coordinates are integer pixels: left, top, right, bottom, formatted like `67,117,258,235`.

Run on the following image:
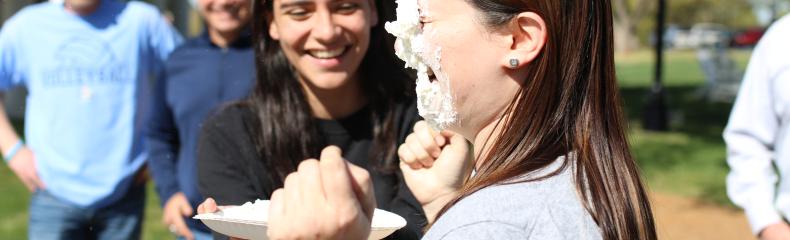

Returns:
643,0,669,131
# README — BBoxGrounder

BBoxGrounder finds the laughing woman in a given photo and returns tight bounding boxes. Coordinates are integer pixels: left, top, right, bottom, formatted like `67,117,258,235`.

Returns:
257,0,658,239
195,0,426,239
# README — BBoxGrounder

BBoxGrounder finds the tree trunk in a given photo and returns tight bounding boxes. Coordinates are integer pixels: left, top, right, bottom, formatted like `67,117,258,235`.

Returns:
614,21,640,53
612,0,652,53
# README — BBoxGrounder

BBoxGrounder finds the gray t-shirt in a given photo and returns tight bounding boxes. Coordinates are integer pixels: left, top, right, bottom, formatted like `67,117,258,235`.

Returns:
423,156,602,240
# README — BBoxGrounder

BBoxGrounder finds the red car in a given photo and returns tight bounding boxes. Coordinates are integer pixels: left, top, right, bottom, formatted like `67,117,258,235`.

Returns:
730,28,764,47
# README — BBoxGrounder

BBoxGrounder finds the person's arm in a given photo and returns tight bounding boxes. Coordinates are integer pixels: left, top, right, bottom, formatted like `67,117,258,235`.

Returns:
144,70,197,239
398,121,473,224
267,147,375,240
196,110,262,206
724,26,783,236
0,26,25,165
0,98,22,151
0,14,41,192
197,109,266,240
0,97,41,192
145,70,180,207
0,11,27,89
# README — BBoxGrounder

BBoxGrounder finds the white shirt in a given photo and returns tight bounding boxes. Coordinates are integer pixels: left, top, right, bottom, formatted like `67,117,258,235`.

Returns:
725,14,790,235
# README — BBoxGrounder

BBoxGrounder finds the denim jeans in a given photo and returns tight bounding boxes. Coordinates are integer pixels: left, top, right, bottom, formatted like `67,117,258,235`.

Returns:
28,184,145,240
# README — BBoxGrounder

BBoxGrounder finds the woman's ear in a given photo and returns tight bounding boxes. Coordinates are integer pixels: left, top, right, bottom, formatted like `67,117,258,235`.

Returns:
268,12,280,40
503,12,547,69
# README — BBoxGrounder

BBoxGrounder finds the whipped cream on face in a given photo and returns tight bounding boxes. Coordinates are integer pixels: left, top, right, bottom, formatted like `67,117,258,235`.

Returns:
384,0,424,70
385,0,457,130
218,199,269,221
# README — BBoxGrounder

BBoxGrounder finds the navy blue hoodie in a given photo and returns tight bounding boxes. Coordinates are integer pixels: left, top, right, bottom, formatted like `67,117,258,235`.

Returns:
144,31,255,232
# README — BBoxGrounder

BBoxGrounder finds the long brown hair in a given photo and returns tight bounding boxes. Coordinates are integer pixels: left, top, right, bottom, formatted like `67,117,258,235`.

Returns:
436,1,657,239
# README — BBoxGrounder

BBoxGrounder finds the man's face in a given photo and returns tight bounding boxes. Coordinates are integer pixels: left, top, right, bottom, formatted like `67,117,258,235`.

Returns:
65,0,100,13
198,0,252,35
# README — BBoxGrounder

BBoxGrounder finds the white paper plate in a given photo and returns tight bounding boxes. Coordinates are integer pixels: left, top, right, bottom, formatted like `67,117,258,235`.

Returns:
194,201,407,240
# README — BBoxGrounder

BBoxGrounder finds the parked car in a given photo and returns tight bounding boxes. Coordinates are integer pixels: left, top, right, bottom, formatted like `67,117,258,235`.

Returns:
668,26,694,49
688,23,731,48
650,24,691,49
730,27,764,48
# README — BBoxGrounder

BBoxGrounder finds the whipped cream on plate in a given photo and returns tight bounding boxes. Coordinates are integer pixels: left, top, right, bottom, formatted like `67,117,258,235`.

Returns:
217,199,269,222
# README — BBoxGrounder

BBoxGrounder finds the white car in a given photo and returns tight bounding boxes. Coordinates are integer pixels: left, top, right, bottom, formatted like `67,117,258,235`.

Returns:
687,23,730,48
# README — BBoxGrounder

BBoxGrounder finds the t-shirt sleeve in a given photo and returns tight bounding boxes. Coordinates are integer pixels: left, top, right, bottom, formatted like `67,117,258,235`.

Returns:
0,16,27,90
434,222,528,240
146,12,183,74
196,109,262,206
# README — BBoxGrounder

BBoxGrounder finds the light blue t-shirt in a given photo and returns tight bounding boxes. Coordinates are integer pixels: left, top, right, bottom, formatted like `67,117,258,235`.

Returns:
0,0,182,207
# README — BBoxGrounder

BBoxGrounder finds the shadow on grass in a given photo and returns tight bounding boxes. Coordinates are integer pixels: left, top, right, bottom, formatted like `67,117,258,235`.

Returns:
621,85,733,141
620,85,734,207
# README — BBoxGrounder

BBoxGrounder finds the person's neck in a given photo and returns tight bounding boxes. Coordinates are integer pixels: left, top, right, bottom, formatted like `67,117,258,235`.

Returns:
302,75,368,120
208,28,240,48
470,112,511,170
64,1,101,16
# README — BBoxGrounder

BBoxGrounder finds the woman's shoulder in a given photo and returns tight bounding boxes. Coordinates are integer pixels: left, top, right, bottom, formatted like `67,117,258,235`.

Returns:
203,103,257,133
424,158,602,239
200,103,260,153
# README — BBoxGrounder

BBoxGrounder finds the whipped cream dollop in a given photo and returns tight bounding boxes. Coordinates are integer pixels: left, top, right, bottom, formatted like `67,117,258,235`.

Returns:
218,199,269,221
384,0,423,70
385,0,457,130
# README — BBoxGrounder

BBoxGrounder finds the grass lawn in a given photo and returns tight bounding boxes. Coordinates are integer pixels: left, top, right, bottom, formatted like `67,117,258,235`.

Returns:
0,167,171,239
617,49,752,206
0,49,751,238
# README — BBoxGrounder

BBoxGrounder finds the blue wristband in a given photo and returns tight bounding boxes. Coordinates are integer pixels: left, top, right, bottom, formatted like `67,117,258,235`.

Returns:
4,140,24,163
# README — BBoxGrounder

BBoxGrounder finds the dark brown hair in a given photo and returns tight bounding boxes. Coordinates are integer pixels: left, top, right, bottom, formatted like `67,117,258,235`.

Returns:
246,0,411,187
436,1,657,239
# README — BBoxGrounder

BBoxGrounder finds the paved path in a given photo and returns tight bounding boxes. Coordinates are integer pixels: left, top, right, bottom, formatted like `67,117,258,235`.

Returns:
652,192,754,240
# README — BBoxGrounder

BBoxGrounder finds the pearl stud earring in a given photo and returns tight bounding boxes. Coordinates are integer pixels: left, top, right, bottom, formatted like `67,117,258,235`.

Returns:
509,58,519,69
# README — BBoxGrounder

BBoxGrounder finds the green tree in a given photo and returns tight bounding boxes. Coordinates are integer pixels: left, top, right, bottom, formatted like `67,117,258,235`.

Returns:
613,0,654,52
617,0,762,51
669,0,758,29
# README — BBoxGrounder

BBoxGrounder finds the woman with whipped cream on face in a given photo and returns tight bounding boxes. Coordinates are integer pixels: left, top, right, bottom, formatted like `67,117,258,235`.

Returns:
194,0,432,239
257,0,659,239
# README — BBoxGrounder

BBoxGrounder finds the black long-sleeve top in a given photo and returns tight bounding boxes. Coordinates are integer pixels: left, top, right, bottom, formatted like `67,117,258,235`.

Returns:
197,98,426,239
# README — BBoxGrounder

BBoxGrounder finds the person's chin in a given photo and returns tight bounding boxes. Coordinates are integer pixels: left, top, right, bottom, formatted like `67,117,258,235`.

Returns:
210,24,242,34
306,73,354,89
